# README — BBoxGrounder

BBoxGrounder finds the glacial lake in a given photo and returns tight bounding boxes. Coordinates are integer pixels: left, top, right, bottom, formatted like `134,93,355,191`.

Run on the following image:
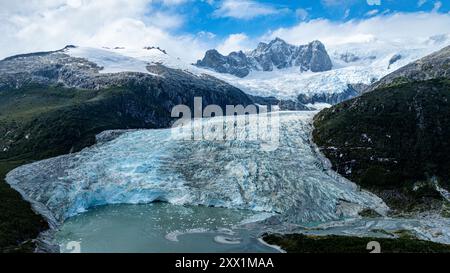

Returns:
54,203,280,253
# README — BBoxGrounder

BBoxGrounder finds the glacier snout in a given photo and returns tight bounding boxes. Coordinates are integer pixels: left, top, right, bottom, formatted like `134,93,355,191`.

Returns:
6,112,387,226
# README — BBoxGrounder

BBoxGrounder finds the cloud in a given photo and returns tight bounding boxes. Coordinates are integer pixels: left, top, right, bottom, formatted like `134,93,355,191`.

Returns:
262,12,450,47
432,1,442,12
321,0,341,6
344,9,351,19
148,11,185,29
323,0,381,8
0,0,210,61
321,0,356,7
158,0,189,5
213,0,283,20
216,33,252,54
367,0,381,6
296,8,309,21
197,31,216,39
365,9,379,16
418,0,427,7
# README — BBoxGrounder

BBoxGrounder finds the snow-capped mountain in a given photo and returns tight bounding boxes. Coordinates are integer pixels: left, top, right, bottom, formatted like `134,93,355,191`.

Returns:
195,36,450,105
365,44,450,92
195,38,333,77
43,35,450,106
65,45,195,76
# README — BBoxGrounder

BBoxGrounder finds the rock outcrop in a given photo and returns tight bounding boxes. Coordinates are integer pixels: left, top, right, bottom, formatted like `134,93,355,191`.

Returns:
196,38,332,77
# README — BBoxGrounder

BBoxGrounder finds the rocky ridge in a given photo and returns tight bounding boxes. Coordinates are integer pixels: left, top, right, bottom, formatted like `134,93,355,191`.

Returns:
196,38,332,78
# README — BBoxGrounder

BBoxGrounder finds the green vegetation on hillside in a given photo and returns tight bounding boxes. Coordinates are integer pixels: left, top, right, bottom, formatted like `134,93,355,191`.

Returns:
0,160,48,252
313,79,450,212
0,84,172,252
0,84,172,161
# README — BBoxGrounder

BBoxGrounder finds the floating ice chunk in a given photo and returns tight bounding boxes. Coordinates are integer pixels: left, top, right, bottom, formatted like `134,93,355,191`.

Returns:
214,236,241,245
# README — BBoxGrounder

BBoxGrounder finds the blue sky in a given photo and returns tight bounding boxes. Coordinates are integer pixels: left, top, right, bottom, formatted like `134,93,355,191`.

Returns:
156,0,449,38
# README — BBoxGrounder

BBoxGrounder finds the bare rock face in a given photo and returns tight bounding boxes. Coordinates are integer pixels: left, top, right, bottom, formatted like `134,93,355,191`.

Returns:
388,54,402,68
197,49,251,78
195,38,332,78
340,52,361,63
306,40,334,72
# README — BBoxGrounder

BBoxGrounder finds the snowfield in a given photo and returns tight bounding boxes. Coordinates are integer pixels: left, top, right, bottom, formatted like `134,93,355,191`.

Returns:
67,46,202,76
210,66,377,99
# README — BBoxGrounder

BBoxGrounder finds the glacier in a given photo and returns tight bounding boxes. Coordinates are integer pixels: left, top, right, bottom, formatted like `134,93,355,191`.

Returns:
6,111,388,227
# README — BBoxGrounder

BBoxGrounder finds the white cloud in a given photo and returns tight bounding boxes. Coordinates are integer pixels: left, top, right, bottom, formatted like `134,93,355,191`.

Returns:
367,0,381,6
147,11,185,29
323,0,382,8
344,9,351,19
0,0,210,62
432,1,442,12
365,9,379,16
158,0,189,5
67,0,83,8
322,0,341,6
213,0,282,20
197,31,217,39
322,0,356,7
216,33,252,54
296,8,309,21
262,12,450,47
418,0,427,7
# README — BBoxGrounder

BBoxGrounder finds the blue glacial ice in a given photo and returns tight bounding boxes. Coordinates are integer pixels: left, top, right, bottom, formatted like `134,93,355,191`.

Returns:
6,111,389,227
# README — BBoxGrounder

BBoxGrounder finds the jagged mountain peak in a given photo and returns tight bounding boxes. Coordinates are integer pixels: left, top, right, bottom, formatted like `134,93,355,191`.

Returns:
309,40,326,49
271,37,286,42
268,37,288,46
196,39,332,77
250,38,291,56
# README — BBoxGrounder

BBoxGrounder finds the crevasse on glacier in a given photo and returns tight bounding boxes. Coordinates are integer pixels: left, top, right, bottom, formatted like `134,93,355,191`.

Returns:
6,112,387,227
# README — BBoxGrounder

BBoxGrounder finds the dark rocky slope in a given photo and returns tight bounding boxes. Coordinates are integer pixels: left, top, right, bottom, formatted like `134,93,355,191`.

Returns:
313,45,450,213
